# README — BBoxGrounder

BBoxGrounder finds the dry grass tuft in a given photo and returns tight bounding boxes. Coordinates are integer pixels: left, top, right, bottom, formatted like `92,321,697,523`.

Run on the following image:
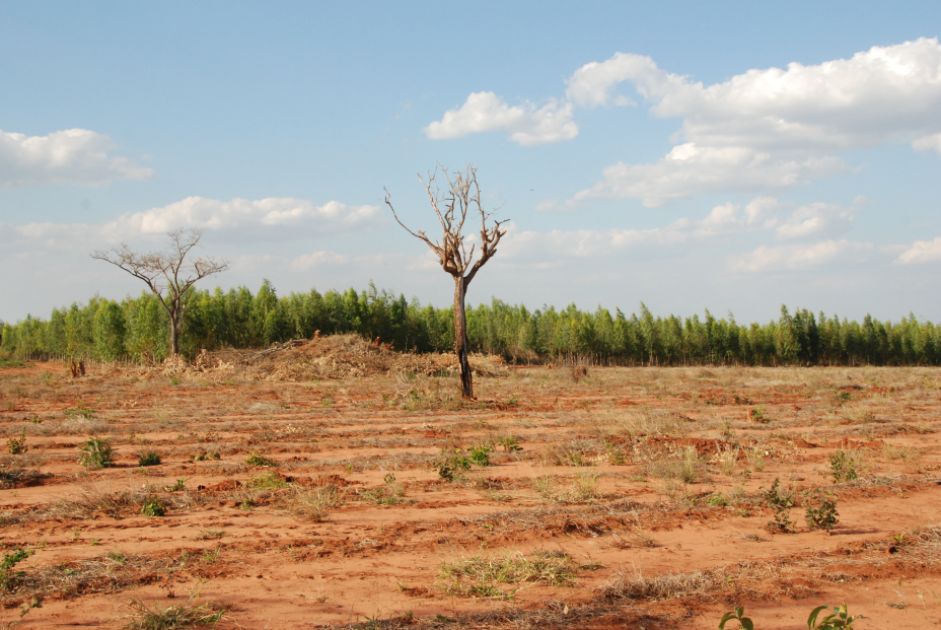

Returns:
438,550,579,599
125,599,225,629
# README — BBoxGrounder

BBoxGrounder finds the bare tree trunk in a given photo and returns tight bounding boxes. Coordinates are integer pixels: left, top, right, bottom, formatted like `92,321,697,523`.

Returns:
168,315,180,357
453,276,473,399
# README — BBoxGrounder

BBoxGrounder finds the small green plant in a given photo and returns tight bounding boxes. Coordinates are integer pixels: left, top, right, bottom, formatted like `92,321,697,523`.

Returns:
706,493,729,507
718,604,855,629
469,444,492,466
749,407,768,423
719,606,754,630
830,450,858,482
140,498,166,517
247,470,288,489
138,451,162,467
807,604,855,629
165,479,186,492
436,448,472,481
0,548,31,592
79,437,114,469
764,478,795,533
805,494,839,531
7,432,27,455
245,453,276,467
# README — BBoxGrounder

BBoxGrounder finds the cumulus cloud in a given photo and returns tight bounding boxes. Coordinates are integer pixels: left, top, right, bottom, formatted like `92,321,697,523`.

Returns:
897,236,941,264
731,240,873,273
565,52,683,108
0,128,152,186
573,38,941,204
424,91,577,145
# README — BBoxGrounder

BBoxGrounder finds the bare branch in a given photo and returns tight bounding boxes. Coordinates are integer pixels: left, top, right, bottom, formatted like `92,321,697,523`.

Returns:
383,165,507,400
91,229,227,355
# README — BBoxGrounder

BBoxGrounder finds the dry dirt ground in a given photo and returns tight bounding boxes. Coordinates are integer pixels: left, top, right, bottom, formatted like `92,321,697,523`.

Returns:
1,343,940,629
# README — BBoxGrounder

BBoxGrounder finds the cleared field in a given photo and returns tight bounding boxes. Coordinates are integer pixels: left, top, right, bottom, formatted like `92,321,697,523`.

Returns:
1,348,940,628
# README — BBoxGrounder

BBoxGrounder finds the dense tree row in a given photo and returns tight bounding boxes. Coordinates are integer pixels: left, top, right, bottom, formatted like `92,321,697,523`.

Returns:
2,282,941,366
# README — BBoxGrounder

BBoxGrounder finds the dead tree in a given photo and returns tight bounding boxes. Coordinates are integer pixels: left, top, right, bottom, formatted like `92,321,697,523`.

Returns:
385,166,507,399
92,229,227,357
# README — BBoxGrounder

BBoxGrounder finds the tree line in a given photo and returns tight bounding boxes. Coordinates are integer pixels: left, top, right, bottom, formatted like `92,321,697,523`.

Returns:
2,281,940,366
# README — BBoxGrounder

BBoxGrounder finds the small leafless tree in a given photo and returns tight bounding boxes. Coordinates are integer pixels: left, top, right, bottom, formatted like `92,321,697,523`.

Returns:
385,166,507,399
92,229,228,357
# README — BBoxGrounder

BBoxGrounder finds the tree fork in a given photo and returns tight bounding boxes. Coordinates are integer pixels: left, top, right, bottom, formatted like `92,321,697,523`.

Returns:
385,166,507,400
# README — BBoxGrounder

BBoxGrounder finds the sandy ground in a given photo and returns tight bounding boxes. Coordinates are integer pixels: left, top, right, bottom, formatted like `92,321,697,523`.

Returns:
1,356,939,629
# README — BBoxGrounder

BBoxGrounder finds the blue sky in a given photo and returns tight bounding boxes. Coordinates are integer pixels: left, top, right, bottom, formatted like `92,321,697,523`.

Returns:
2,1,940,322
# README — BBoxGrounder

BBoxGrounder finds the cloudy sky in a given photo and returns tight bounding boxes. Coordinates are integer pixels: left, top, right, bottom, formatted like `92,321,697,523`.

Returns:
2,1,940,323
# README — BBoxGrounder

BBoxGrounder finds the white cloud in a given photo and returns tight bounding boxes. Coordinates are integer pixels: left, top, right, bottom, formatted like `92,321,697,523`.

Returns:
0,128,152,186
566,38,941,204
897,236,941,264
731,239,873,273
744,196,782,225
5,197,379,253
424,91,577,146
774,202,855,240
573,143,842,206
503,225,688,259
105,196,378,235
913,132,941,155
565,52,682,108
504,199,755,259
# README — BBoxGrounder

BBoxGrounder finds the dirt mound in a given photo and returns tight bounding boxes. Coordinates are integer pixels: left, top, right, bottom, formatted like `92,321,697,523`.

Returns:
194,334,507,381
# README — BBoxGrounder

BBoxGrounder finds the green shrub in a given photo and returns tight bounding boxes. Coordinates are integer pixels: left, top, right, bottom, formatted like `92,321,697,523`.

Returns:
469,445,492,466
0,548,31,592
805,494,839,531
7,432,27,455
830,450,858,482
138,451,162,467
79,437,114,469
245,453,276,467
763,478,795,533
247,470,288,489
436,449,472,481
140,498,166,517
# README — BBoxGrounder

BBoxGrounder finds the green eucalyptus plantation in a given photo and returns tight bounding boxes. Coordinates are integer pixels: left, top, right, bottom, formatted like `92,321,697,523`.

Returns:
2,282,940,366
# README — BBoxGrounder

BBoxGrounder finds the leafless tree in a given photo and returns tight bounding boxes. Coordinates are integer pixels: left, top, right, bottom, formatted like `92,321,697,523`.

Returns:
385,166,507,399
92,229,228,357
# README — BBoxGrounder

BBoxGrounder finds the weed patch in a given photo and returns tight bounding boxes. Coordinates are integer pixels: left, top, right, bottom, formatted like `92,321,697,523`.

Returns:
438,551,578,599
